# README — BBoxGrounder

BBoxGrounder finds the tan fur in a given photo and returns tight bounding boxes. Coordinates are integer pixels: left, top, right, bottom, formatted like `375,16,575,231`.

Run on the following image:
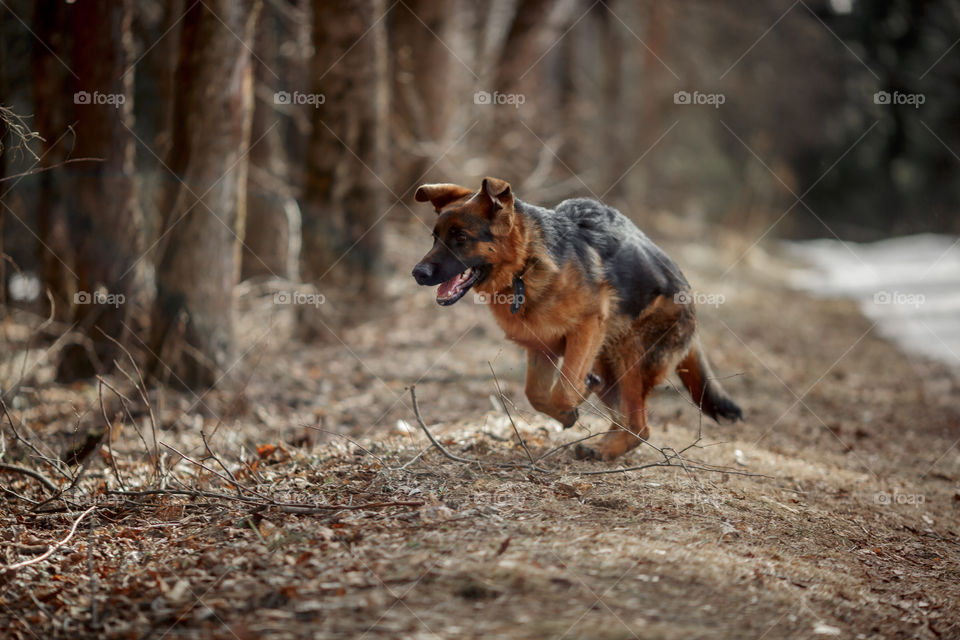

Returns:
415,178,718,461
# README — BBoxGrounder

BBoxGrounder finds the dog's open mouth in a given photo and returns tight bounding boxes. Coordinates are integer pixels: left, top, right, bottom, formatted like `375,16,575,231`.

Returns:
436,267,483,305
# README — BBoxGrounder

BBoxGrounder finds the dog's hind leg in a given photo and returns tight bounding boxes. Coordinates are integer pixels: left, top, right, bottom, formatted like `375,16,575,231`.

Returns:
575,295,693,461
575,356,662,461
589,356,622,421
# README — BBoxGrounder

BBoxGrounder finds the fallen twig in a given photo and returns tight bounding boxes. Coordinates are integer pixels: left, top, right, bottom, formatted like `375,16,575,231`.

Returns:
488,363,546,472
534,431,607,464
277,500,425,514
88,512,98,630
101,331,161,473
160,441,269,501
0,398,72,481
572,461,768,478
411,386,520,469
305,425,388,465
105,489,424,512
97,377,154,470
2,290,55,403
108,488,260,504
409,383,771,481
0,505,97,574
201,430,242,497
0,463,58,493
97,378,126,491
0,485,39,504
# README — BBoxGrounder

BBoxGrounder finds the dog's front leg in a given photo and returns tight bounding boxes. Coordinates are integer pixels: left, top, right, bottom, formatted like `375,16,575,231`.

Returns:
525,348,585,429
524,349,573,425
549,314,606,426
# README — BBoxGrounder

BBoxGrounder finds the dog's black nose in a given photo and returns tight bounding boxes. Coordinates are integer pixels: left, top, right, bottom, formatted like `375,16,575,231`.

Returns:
412,262,435,285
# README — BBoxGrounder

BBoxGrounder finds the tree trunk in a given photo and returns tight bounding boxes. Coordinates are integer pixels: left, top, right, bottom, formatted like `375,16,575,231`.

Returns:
388,0,453,194
300,0,386,293
242,3,300,282
599,2,624,198
56,0,143,381
486,0,579,177
31,0,73,320
0,5,8,306
150,0,260,390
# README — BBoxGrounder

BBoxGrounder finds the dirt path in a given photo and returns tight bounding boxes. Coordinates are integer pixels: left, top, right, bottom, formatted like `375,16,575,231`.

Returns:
1,221,958,639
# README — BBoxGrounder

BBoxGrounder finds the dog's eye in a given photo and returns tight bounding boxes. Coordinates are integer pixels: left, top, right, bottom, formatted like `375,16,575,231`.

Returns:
455,232,468,244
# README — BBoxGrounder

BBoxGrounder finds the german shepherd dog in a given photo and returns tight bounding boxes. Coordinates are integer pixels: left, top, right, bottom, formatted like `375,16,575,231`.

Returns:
412,178,742,461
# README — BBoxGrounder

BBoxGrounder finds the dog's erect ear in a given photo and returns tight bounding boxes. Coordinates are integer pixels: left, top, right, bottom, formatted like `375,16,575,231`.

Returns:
480,177,514,236
481,177,513,211
414,183,474,213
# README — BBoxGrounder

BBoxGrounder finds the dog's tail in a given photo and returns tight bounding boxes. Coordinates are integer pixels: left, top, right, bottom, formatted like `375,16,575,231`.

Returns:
676,343,742,422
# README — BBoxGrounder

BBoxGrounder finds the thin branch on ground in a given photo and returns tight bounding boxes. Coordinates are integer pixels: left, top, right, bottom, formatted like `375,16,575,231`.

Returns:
97,379,126,491
100,331,161,471
104,488,425,512
409,383,770,481
305,425,388,466
0,485,39,504
306,424,451,473
2,290,55,403
87,513,98,630
0,505,97,574
0,398,72,481
160,441,270,501
0,463,58,493
488,362,546,471
32,449,96,512
201,430,243,497
534,431,607,464
410,385,526,470
97,376,154,472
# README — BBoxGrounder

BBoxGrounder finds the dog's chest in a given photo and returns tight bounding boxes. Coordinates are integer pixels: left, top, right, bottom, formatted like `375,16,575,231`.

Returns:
488,301,570,354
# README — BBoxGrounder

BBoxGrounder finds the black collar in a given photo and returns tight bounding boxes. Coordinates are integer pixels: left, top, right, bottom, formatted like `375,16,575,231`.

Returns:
510,259,537,314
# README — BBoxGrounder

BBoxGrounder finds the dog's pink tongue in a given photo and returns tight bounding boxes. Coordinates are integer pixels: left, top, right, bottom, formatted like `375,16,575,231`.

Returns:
437,273,463,299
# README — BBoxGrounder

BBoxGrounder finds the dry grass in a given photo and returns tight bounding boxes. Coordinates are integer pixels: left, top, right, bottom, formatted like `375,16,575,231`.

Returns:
1,223,958,639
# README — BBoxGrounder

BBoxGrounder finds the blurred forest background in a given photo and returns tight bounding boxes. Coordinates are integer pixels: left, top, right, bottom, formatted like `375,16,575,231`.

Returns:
0,0,958,389
3,3,960,637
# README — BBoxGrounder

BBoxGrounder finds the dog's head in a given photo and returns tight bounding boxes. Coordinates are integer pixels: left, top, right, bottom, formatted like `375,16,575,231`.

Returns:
411,177,515,305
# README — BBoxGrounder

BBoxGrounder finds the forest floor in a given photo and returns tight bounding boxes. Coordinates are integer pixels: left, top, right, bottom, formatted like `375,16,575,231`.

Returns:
1,215,959,639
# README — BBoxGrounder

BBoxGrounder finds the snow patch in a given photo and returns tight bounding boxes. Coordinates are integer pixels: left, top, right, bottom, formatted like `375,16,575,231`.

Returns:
784,234,960,369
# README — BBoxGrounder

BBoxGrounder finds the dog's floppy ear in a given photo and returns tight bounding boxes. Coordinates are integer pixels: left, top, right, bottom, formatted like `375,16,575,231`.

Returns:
481,177,513,211
414,183,474,213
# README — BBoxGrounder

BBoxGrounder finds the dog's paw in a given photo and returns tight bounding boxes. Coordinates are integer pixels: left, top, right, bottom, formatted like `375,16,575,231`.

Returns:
585,372,603,392
558,408,579,429
573,443,600,460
